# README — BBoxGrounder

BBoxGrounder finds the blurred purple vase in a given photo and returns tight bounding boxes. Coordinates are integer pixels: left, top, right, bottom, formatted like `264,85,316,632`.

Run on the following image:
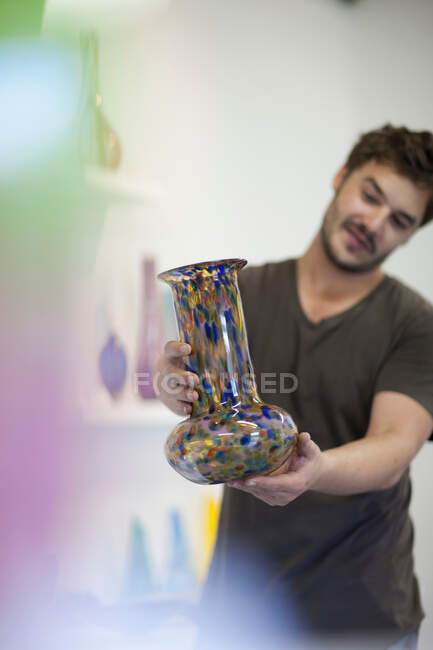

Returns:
98,333,128,399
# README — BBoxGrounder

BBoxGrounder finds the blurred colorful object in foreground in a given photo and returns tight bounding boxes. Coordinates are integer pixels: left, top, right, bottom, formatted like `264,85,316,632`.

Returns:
0,23,108,647
198,496,220,581
0,39,81,179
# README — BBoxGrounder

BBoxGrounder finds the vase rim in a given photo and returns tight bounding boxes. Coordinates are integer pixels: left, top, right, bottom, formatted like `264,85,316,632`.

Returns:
158,258,247,282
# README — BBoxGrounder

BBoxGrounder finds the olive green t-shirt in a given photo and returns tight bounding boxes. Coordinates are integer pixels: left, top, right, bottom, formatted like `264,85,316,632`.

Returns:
202,258,433,647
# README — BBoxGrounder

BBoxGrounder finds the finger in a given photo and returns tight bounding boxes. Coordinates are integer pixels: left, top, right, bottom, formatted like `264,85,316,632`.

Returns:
227,481,260,497
169,368,199,388
228,483,292,506
160,367,199,395
228,478,267,492
287,450,300,471
227,480,249,490
267,457,291,477
164,340,191,360
162,380,199,403
289,455,308,472
298,432,320,460
241,472,300,491
169,399,193,416
176,387,199,403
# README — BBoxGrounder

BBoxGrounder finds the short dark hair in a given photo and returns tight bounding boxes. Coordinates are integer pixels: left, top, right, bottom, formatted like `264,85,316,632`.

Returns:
345,124,433,227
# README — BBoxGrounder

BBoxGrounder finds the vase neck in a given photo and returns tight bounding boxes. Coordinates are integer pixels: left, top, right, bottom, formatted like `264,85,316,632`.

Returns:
169,266,260,414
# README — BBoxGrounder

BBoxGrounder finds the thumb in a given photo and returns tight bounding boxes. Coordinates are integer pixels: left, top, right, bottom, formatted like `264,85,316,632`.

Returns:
164,340,191,360
298,432,319,460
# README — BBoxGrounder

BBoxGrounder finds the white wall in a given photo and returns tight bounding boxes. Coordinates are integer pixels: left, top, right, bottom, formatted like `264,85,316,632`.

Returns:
101,0,355,271
95,0,433,644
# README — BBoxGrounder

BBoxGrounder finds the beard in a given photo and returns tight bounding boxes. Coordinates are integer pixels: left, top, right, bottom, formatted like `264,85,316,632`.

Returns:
320,200,392,274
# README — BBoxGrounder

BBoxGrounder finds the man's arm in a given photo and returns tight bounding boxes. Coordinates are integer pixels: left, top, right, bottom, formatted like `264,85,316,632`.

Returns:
228,391,433,506
314,391,433,493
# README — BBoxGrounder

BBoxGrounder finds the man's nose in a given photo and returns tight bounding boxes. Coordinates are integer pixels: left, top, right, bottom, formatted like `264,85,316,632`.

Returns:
365,206,389,234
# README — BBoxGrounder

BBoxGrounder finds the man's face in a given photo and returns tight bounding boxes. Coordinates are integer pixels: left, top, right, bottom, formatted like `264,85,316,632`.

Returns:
321,160,430,273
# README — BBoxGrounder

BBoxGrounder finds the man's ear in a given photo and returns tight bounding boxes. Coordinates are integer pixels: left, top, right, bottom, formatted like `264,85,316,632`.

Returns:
332,165,348,192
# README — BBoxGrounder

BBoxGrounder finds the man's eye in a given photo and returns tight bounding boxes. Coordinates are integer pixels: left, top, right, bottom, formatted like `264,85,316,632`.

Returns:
362,191,379,204
390,213,409,229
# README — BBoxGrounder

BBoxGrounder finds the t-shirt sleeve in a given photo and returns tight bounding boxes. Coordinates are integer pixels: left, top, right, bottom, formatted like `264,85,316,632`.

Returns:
374,300,433,437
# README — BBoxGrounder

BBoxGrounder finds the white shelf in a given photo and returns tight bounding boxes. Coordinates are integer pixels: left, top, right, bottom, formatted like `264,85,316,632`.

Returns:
85,166,165,203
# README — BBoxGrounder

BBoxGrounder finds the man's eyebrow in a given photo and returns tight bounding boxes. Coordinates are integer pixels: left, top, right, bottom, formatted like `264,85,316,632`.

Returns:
365,176,417,225
365,176,386,199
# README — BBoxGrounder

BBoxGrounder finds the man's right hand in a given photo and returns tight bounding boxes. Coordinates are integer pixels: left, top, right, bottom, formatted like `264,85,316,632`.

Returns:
153,341,200,416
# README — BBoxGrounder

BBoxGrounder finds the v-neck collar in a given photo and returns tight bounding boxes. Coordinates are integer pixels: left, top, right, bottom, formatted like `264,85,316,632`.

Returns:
290,258,391,329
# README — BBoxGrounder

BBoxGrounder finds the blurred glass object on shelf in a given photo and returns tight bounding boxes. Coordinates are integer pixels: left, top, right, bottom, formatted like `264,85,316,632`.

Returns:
98,332,128,399
136,257,163,399
165,509,196,596
122,518,154,600
79,31,122,170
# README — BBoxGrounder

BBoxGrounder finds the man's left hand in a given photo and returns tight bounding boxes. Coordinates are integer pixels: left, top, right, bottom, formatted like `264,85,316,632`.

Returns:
227,432,323,506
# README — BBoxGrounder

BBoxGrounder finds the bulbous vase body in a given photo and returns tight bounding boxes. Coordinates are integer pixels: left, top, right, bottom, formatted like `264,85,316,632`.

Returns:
158,259,298,485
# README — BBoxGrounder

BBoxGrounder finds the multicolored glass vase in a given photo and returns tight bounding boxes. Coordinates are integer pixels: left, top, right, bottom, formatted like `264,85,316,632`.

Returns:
158,259,298,485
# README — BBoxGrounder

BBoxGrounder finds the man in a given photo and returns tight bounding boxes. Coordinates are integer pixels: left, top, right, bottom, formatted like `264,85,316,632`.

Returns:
155,125,433,649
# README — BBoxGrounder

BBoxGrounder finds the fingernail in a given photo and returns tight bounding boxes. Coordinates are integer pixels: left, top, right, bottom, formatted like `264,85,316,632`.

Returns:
246,480,256,487
181,344,190,354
